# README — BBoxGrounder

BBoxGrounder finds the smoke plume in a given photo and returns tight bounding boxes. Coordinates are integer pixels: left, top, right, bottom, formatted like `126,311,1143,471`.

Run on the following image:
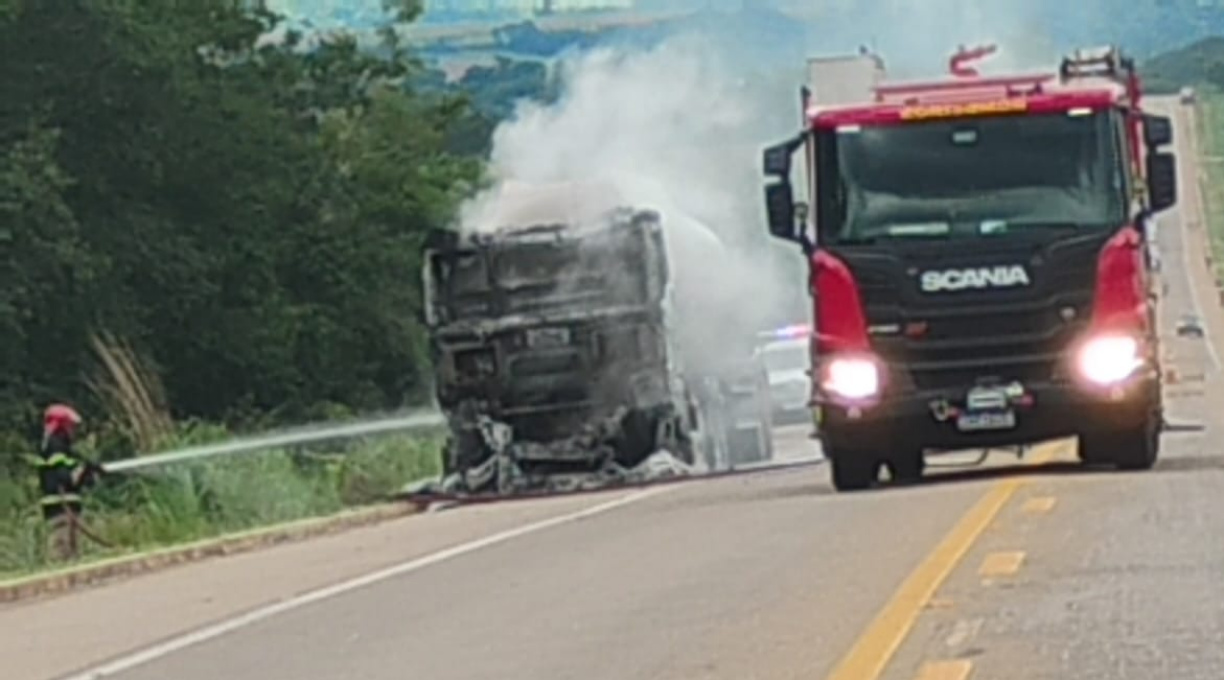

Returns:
457,30,811,371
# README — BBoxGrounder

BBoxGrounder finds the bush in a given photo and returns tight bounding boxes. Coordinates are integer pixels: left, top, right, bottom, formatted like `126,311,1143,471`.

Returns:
0,430,443,577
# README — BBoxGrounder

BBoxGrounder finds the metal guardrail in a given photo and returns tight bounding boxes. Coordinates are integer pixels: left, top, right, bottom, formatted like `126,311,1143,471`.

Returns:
104,412,446,473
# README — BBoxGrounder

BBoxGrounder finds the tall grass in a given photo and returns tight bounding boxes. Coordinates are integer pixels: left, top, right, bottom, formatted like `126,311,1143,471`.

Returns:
1196,90,1224,275
0,431,444,578
2,328,447,577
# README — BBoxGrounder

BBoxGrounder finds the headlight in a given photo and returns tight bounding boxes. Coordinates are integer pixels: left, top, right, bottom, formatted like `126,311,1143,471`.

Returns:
822,356,880,400
1076,334,1142,384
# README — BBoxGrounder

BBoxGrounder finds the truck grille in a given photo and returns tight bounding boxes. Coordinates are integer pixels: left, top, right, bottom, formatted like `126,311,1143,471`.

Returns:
504,350,589,405
871,289,1091,391
871,294,1091,392
837,231,1111,395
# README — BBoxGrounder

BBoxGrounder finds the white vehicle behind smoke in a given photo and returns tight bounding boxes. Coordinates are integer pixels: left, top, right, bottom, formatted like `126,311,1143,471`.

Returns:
758,326,813,425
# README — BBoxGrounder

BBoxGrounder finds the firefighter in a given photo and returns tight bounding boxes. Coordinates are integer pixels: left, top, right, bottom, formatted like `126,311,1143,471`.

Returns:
31,403,105,560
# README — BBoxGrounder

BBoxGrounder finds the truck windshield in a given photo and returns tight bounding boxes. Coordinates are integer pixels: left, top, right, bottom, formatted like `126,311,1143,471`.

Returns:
495,245,587,290
814,109,1128,243
427,234,660,323
427,251,493,323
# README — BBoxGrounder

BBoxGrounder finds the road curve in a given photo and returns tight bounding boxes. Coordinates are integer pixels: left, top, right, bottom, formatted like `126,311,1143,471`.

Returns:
5,96,1224,680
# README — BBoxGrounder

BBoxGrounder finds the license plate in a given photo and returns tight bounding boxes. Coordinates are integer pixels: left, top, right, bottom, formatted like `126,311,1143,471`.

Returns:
956,410,1016,432
525,327,571,348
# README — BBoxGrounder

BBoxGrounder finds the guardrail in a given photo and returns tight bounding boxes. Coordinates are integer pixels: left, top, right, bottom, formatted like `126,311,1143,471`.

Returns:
103,412,446,473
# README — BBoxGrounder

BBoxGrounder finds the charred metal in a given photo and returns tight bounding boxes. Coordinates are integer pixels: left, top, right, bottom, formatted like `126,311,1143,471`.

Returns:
422,205,775,495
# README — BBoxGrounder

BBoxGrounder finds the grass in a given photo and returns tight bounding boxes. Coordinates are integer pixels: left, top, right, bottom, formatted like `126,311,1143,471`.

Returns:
0,428,444,578
1195,89,1224,276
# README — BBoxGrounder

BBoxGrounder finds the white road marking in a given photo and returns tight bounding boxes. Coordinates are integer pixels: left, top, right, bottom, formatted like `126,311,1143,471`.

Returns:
59,487,673,680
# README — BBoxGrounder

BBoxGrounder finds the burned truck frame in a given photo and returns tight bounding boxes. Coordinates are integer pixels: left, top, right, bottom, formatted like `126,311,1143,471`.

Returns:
423,206,773,494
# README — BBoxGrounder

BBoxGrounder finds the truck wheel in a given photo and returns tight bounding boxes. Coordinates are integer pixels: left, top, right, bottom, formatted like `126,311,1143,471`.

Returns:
614,410,657,469
887,447,925,484
1079,415,1159,471
827,446,879,492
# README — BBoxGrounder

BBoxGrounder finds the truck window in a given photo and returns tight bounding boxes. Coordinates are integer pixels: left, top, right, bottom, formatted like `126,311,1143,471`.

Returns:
427,252,492,323
814,110,1128,243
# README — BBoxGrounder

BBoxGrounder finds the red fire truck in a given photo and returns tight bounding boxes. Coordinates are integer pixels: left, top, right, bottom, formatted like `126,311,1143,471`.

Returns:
761,45,1178,491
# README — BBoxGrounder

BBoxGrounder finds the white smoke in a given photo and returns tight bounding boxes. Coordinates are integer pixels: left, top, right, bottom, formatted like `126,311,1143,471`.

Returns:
457,32,810,366
816,0,1072,77
458,34,781,237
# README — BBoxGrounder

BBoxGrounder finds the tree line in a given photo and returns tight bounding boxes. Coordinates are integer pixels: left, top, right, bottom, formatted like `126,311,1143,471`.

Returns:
1,0,1209,459
1,2,561,456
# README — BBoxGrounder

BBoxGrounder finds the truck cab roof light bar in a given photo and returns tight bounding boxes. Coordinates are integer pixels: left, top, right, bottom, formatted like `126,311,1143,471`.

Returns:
873,74,1054,104
1060,45,1134,80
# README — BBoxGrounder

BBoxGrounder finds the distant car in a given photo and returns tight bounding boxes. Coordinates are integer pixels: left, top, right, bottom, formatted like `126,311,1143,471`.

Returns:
759,332,812,425
1176,314,1205,338
1180,86,1196,106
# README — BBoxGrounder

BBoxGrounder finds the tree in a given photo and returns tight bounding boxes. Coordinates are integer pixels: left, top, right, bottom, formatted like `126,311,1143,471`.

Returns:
1,1,481,441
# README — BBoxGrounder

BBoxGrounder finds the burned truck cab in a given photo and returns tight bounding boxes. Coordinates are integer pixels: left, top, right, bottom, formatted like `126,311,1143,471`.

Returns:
422,209,695,493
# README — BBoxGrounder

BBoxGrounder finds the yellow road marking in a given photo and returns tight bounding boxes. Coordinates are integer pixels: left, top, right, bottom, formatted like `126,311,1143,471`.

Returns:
914,660,973,680
1022,496,1057,514
822,440,1061,680
978,551,1025,577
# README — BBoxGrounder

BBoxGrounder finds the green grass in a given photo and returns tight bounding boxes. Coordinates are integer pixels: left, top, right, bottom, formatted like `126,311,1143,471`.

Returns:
0,429,444,578
1196,89,1224,277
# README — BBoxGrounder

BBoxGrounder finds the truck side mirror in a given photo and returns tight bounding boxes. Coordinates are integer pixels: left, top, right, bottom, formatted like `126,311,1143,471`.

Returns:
762,133,805,178
1147,151,1177,213
765,181,797,241
1143,114,1173,149
763,143,792,178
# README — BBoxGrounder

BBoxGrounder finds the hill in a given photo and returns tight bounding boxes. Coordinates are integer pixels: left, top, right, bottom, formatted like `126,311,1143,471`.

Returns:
1141,36,1224,94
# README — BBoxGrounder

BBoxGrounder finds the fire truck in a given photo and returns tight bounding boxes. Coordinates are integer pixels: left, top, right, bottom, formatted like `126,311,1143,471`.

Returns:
760,45,1178,491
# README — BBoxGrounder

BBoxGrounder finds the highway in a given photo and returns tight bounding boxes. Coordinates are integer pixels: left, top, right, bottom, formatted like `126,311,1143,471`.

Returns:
5,95,1224,680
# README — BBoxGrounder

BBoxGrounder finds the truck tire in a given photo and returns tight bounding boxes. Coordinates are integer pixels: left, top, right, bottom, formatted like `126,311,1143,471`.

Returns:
614,410,659,469
1079,415,1159,471
827,446,879,492
886,447,925,484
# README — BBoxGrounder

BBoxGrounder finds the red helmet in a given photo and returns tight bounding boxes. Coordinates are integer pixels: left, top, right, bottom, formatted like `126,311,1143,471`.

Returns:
43,403,83,437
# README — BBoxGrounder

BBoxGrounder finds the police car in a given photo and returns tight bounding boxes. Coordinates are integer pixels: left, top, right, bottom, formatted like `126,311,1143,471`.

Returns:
758,325,814,425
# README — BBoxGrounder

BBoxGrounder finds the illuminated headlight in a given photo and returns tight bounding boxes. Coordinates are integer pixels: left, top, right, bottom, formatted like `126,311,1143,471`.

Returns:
822,356,880,400
1077,334,1143,384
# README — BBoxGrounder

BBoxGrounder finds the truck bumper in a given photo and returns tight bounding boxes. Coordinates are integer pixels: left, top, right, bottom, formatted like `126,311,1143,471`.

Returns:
818,374,1158,452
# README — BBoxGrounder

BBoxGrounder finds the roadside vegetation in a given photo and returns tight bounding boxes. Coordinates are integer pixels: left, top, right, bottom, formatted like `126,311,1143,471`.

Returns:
1142,37,1224,272
0,430,444,577
0,2,550,576
1197,91,1224,278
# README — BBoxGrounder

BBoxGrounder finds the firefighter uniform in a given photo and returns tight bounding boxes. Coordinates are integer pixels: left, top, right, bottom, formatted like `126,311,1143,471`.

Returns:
30,404,103,559
32,432,96,520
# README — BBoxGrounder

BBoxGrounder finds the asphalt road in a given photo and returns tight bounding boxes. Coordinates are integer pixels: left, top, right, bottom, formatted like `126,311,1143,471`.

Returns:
5,96,1224,680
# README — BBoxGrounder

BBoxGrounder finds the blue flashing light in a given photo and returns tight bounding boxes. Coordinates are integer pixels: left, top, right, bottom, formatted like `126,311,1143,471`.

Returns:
773,324,809,339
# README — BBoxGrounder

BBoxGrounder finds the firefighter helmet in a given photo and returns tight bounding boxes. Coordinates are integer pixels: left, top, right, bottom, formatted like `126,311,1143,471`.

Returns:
43,403,83,436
